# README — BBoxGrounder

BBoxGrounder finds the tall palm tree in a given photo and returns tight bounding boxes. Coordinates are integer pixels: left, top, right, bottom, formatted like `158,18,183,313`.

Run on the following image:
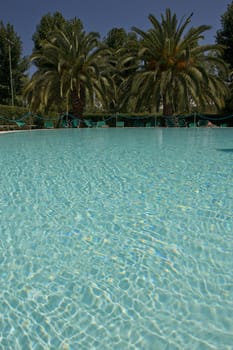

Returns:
130,9,229,115
24,20,111,125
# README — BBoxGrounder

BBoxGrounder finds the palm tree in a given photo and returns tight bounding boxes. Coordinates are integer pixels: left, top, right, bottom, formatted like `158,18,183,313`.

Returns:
130,9,229,116
102,28,140,113
24,20,111,125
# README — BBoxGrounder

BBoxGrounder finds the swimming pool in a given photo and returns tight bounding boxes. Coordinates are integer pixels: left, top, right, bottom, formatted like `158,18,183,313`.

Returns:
0,128,232,349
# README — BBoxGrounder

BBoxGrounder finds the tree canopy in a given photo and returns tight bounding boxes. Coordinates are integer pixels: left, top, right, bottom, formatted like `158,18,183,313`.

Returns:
129,9,229,115
1,7,232,117
0,21,28,106
102,28,139,113
32,12,67,52
216,1,233,69
24,18,112,121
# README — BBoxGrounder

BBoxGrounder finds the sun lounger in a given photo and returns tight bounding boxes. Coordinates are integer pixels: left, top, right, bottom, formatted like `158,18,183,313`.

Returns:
116,121,124,127
72,118,79,128
96,121,106,128
15,121,26,128
44,121,54,129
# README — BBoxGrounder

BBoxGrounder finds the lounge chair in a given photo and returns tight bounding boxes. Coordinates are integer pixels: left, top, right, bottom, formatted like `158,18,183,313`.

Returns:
61,119,69,128
44,121,54,129
166,117,177,127
96,121,106,128
188,122,197,128
116,121,124,127
72,118,79,128
84,120,93,128
177,118,186,127
15,120,25,128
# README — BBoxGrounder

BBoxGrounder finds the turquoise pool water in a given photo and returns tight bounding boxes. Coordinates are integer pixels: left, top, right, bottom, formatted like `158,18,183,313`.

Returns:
0,128,232,350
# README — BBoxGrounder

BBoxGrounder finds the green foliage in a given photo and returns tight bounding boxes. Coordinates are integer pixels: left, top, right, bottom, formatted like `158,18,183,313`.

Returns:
0,104,28,120
215,2,233,112
32,12,67,51
32,12,85,71
102,28,140,112
129,9,229,115
216,1,233,69
20,8,231,117
104,28,136,49
0,21,29,106
26,18,110,119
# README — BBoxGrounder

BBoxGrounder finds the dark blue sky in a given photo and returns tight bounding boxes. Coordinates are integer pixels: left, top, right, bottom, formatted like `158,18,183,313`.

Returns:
1,0,231,56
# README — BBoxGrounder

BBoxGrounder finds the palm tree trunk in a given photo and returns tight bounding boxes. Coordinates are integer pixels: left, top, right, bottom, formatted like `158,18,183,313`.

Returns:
71,89,86,128
163,101,173,116
163,95,173,127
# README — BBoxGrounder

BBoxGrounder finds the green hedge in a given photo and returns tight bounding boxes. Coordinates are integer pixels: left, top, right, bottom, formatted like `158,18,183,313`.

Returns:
0,105,28,120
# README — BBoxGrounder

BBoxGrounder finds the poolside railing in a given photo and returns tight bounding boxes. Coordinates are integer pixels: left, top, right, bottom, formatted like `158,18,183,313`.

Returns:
1,112,233,130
